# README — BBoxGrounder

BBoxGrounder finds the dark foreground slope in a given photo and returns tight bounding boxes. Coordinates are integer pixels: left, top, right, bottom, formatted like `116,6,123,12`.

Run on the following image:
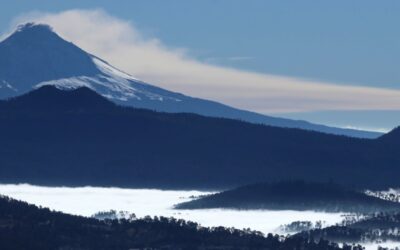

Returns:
0,195,348,250
0,86,398,189
175,181,400,213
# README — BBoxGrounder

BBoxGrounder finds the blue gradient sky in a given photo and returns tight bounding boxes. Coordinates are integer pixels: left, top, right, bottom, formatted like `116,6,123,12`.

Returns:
1,1,399,131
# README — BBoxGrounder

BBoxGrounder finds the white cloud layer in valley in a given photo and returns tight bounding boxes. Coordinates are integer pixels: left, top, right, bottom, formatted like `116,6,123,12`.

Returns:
0,184,344,235
4,9,400,114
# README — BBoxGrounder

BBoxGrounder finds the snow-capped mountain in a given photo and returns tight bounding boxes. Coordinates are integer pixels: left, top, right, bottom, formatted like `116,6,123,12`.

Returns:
0,23,381,138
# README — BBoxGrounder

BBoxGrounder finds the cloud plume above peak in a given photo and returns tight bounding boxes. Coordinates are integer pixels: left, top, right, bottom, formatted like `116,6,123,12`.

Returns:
8,9,400,114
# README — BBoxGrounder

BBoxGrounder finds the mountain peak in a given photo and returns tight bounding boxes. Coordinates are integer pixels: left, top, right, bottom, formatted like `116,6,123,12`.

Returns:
15,22,54,33
0,23,100,96
5,23,59,45
0,23,384,139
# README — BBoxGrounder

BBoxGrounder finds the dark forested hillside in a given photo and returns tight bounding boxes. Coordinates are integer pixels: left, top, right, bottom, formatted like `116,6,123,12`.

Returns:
175,181,400,213
298,212,400,244
377,126,400,146
0,86,398,189
0,195,350,250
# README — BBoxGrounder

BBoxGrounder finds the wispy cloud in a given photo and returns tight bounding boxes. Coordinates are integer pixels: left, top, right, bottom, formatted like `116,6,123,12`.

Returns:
227,56,254,61
204,56,254,64
7,9,400,114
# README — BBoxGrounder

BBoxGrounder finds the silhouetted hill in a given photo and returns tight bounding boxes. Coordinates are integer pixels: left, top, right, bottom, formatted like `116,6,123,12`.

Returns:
0,22,381,138
0,195,348,250
377,126,400,144
0,86,398,189
2,85,116,112
175,181,400,213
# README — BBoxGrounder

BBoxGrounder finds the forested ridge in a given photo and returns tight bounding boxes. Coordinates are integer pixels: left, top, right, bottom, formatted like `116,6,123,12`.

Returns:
298,212,400,244
0,86,399,189
175,181,400,213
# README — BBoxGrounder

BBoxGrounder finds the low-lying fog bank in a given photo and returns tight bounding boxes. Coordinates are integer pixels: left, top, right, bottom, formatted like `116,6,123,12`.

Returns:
0,183,344,235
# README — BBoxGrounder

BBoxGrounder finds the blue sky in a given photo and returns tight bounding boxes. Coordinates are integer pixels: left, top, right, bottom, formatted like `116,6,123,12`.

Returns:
1,1,400,131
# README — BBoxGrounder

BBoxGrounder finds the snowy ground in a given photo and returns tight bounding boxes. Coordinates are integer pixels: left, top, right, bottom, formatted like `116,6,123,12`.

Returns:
0,183,345,235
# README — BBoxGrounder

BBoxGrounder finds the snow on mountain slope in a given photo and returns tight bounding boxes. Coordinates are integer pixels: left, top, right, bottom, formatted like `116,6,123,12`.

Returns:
0,23,382,138
36,57,182,103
